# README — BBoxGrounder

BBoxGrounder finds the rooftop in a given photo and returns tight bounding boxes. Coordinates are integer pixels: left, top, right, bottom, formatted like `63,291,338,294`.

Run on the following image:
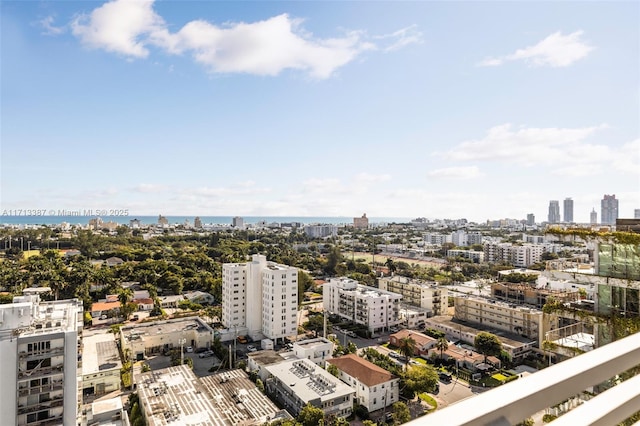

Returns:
82,332,122,376
424,316,535,349
265,358,354,403
121,317,212,342
328,354,398,387
247,350,286,366
293,337,333,350
390,329,437,348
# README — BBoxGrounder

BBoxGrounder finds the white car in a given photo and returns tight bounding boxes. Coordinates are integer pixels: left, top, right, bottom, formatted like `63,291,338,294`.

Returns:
185,346,193,353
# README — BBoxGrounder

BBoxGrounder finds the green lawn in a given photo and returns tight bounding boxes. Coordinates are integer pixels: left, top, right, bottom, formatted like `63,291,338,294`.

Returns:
413,357,428,365
492,373,508,381
419,393,438,411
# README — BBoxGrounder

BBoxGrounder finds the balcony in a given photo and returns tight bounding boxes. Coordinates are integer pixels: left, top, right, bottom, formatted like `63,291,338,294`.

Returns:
416,331,640,425
18,382,64,397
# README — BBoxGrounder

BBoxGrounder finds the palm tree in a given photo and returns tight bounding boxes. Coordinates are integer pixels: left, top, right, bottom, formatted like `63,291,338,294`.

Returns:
436,337,449,362
397,336,416,369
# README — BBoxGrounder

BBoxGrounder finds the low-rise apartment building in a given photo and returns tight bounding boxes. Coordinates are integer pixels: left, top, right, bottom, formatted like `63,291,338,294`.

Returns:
265,358,355,418
454,295,556,346
292,337,334,366
323,277,402,334
378,275,447,316
327,354,400,412
447,249,485,262
491,282,578,309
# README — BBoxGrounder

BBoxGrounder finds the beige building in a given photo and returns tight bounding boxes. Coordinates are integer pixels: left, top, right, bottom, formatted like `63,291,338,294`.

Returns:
454,295,557,347
119,317,214,360
353,213,369,229
491,282,578,308
378,275,447,316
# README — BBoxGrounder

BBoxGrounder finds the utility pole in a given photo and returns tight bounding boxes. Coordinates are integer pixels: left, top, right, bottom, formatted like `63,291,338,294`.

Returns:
179,338,186,366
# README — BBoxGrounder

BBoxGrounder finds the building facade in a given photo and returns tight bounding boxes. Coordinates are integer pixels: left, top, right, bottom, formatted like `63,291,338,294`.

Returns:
378,276,447,316
0,289,83,426
222,254,298,341
327,354,400,412
447,249,485,263
303,225,338,238
292,338,334,367
590,208,598,225
454,295,556,346
353,214,369,229
323,278,402,333
548,200,561,224
563,198,574,223
601,194,619,225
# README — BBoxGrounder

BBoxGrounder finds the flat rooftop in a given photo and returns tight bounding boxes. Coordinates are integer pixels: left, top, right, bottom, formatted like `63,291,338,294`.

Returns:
265,359,354,404
294,338,332,350
247,350,286,366
200,369,283,424
82,332,122,376
122,317,212,340
136,366,283,426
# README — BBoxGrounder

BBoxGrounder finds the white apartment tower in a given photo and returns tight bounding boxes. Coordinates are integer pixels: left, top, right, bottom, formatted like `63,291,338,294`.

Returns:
323,277,402,334
222,254,298,341
0,288,83,426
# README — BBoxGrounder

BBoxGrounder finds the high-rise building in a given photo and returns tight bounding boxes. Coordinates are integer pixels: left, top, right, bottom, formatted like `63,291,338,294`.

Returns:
634,209,640,219
563,198,574,223
232,216,244,229
526,213,535,226
601,194,619,225
590,208,598,225
0,288,83,426
548,200,560,224
222,254,297,341
194,216,202,228
353,213,369,229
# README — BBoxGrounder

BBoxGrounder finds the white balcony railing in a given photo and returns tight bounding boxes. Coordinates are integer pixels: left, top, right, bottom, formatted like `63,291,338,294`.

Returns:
411,331,640,426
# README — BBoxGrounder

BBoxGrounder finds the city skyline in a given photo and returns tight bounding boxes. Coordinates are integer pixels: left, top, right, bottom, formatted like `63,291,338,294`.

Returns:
2,1,639,223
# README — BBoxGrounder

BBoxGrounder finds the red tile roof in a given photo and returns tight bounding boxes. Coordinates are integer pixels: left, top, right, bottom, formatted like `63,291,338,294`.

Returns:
91,301,121,312
328,354,397,387
390,329,437,349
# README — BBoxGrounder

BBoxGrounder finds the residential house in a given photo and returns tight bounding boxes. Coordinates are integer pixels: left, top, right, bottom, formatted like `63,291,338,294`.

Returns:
389,330,437,357
327,354,400,412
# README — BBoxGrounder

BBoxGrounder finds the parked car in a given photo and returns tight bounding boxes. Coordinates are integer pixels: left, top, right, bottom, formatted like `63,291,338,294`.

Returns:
185,346,194,353
439,372,452,383
247,345,257,352
131,315,139,321
237,335,248,344
198,350,214,358
99,315,107,320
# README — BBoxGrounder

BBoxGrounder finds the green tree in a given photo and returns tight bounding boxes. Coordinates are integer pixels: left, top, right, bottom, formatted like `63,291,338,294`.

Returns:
397,336,417,367
391,401,411,425
474,332,502,363
297,403,324,426
435,337,449,361
255,378,265,393
327,364,339,377
402,365,439,397
121,302,138,321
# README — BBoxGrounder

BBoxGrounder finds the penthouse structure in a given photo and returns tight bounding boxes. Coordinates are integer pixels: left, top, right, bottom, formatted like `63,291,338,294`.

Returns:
378,275,447,316
222,254,298,341
323,277,402,334
0,288,83,426
491,282,579,309
265,358,355,418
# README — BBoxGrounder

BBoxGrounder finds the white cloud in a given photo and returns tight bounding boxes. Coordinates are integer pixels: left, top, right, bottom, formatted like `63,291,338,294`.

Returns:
68,0,418,78
374,25,423,52
439,123,608,166
39,16,66,35
438,124,640,178
133,183,169,193
427,166,484,180
478,31,594,68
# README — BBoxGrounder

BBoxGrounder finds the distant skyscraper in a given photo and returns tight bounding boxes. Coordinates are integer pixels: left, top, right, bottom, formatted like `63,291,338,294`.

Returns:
590,208,598,225
635,209,640,219
526,213,535,226
194,216,202,228
353,213,369,229
548,200,560,224
601,194,619,225
563,198,574,223
232,216,244,229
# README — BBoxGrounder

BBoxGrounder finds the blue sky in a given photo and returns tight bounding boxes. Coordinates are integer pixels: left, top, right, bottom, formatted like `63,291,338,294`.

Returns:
1,0,639,223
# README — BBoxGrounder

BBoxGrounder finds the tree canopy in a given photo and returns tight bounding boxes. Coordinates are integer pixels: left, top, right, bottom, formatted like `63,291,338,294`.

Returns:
474,332,502,362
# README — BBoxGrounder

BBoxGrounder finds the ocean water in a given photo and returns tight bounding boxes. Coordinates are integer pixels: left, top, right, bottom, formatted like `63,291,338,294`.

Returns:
0,215,412,226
